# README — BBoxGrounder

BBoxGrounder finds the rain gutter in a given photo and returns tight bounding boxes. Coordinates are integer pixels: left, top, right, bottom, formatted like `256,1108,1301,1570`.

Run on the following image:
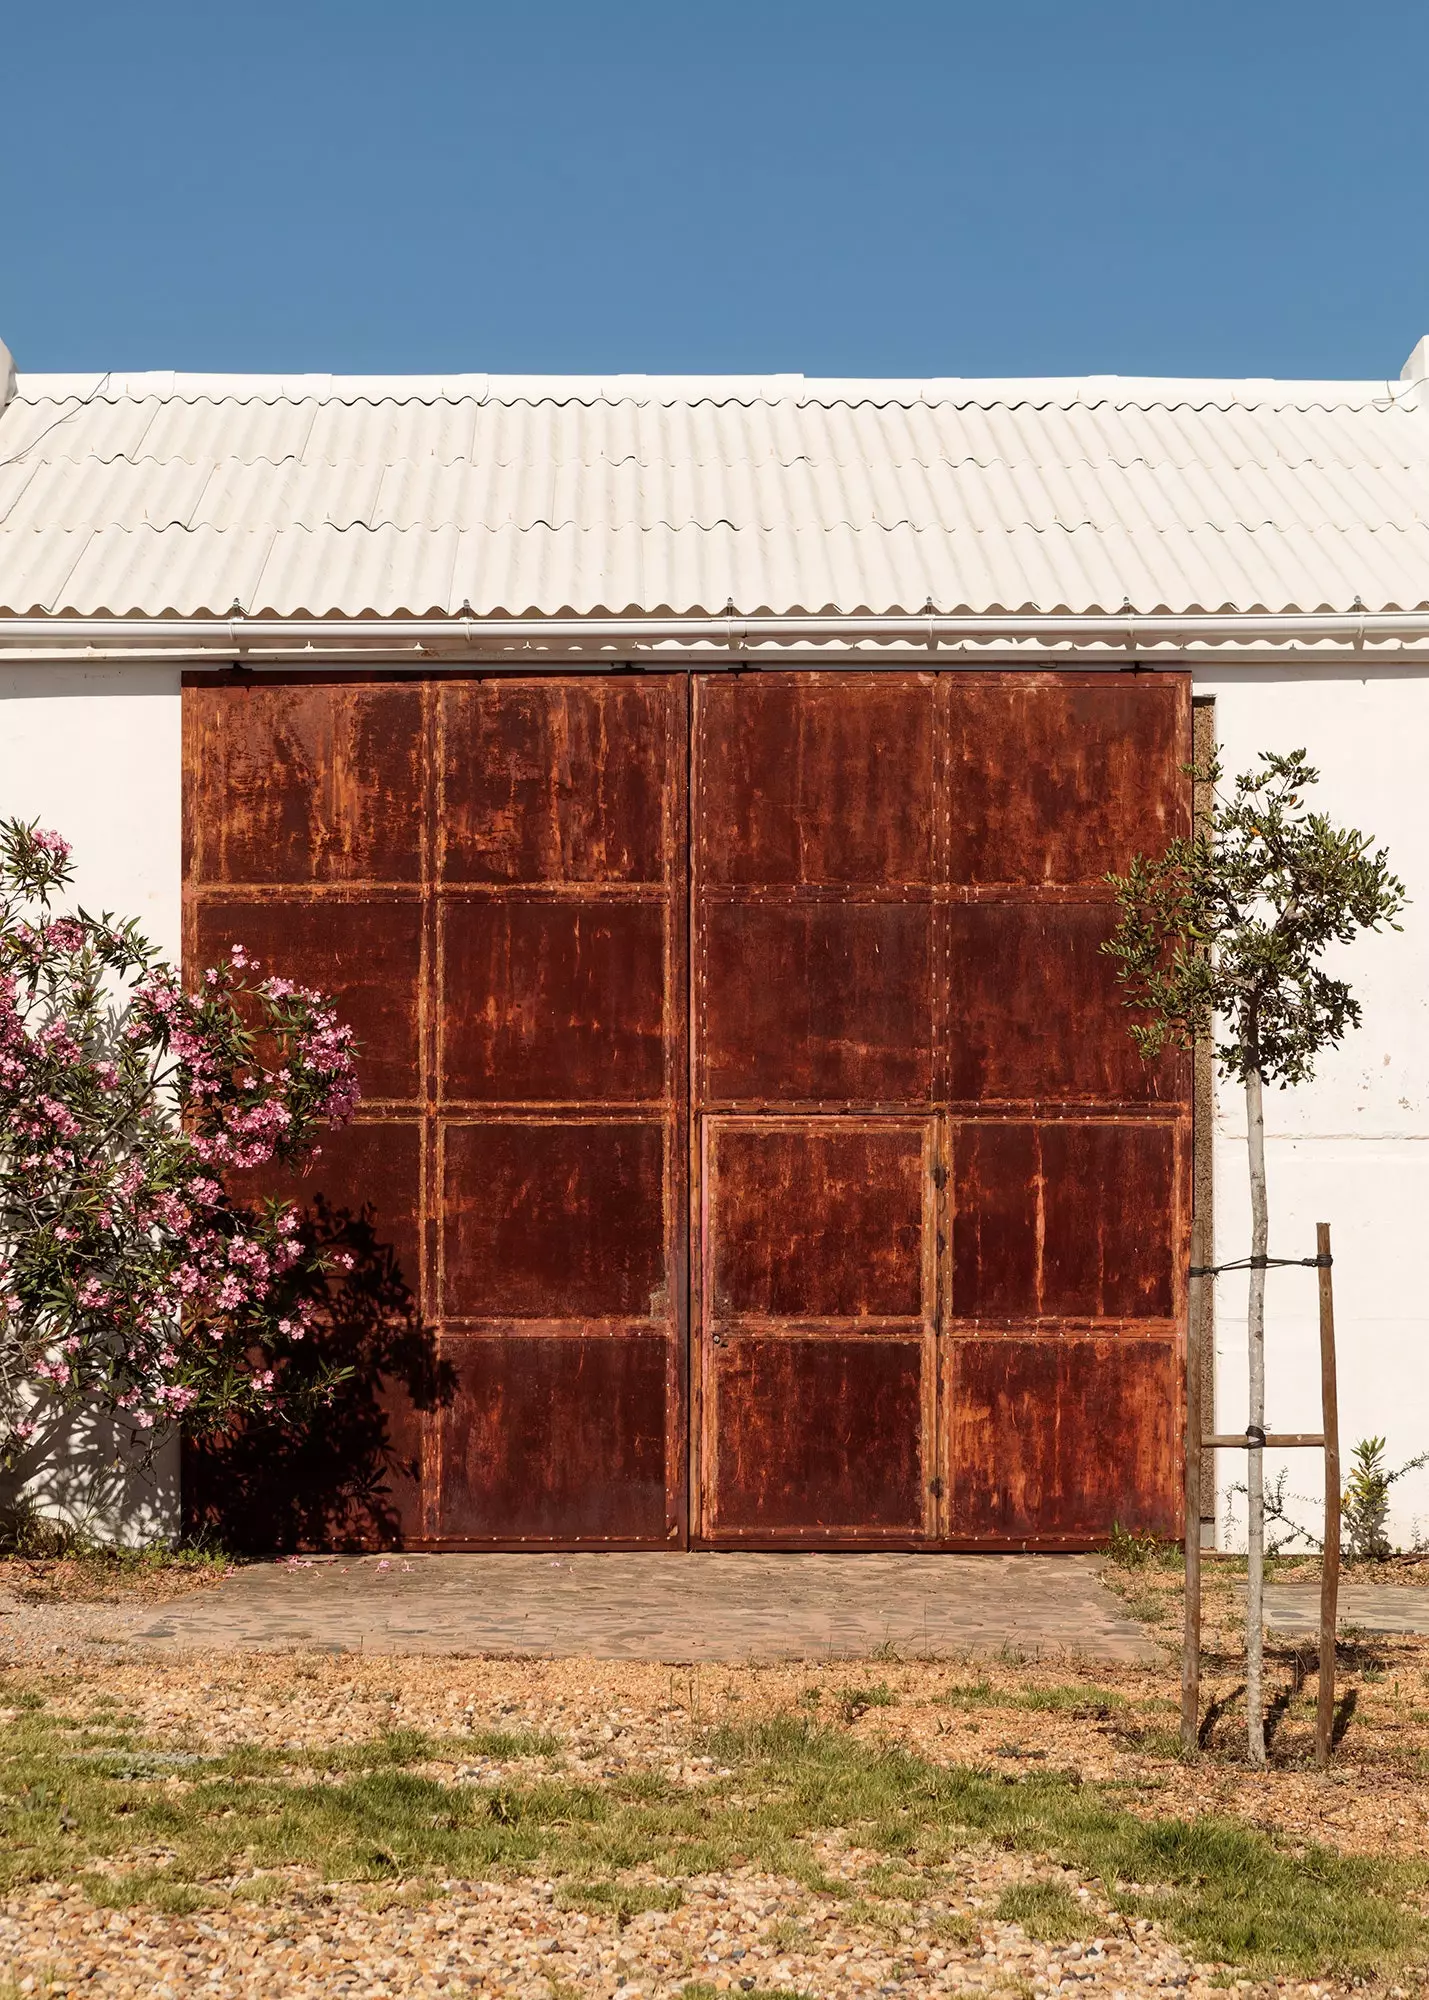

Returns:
2,609,1429,663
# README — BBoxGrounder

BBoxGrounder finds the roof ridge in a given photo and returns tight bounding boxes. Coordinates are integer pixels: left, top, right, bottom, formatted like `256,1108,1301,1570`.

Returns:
7,369,1419,416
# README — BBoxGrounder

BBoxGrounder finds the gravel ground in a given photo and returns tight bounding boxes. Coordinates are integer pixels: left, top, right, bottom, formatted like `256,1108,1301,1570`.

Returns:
0,1860,1212,2000
3,1570,1428,1997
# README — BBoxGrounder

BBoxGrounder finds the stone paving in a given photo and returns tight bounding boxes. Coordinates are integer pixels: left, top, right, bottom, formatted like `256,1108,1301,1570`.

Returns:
1260,1581,1429,1637
73,1552,1158,1663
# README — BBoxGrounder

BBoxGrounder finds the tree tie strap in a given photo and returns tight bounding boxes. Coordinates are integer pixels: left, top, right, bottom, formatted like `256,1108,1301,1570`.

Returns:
1189,1253,1332,1277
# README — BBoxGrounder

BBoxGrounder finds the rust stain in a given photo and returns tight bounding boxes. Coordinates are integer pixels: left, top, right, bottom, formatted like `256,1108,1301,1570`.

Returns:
436,1331,669,1541
709,1336,928,1535
947,1336,1180,1539
946,675,1190,885
709,1122,927,1321
702,901,935,1106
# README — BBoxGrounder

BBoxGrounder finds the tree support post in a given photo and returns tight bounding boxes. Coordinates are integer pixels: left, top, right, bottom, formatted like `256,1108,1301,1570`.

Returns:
1182,1230,1205,1754
1316,1222,1340,1769
1244,1063,1269,1767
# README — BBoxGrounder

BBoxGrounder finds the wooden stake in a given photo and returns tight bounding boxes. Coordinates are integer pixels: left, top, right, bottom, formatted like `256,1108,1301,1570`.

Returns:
1181,1230,1205,1755
1316,1221,1340,1768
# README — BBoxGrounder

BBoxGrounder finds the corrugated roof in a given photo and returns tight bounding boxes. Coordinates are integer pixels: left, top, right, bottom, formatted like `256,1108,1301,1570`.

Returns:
1,369,1426,619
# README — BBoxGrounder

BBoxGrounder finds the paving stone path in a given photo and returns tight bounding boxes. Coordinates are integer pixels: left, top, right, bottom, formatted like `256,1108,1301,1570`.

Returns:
1260,1582,1429,1637
88,1552,1159,1663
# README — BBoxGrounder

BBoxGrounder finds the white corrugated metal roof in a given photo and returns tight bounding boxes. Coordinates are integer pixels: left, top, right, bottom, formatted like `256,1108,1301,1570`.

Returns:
1,368,1426,619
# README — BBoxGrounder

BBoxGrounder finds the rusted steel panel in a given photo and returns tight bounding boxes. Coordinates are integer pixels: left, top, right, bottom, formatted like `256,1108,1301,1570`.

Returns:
441,900,667,1103
433,673,687,1547
708,1336,927,1534
701,901,933,1106
193,894,423,1105
951,1119,1178,1323
440,1119,668,1322
946,1337,1180,1539
946,901,1186,1104
946,674,1190,885
697,674,936,885
692,666,1190,1550
184,679,426,885
440,679,675,884
436,1332,671,1541
692,672,942,1544
186,670,688,1550
709,1122,927,1320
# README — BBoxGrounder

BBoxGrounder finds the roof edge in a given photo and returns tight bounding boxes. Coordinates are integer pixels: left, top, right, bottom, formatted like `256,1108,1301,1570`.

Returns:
8,367,1419,415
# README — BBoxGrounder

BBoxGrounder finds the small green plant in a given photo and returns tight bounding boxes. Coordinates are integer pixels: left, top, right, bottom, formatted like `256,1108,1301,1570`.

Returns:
836,1683,897,1724
1343,1437,1429,1560
1107,1524,1166,1570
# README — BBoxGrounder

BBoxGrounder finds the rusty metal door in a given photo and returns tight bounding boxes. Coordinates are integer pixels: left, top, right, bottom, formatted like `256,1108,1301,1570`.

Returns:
693,674,942,1542
187,665,1186,1552
692,670,1189,1547
184,673,688,1547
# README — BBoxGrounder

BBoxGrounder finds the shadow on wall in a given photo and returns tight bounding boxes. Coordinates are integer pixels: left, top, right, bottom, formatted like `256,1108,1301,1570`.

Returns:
6,1414,180,1548
184,1199,453,1553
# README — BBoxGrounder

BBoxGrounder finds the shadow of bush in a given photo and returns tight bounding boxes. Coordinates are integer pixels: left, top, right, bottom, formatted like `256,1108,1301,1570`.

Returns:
184,1197,453,1553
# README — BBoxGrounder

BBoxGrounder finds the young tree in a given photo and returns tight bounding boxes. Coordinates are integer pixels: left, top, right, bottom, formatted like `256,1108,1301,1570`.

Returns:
0,817,361,1499
1104,749,1405,1765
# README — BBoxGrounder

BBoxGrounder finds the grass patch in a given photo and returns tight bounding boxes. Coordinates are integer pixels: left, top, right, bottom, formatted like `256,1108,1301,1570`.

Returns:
683,1988,807,2000
937,1682,1130,1720
287,1726,560,1772
229,1873,292,1905
556,1878,683,1923
1,1703,1424,1981
80,1868,219,1916
462,1727,562,1760
835,1683,897,1724
1014,1684,1129,1717
936,1680,996,1709
995,1878,1098,1942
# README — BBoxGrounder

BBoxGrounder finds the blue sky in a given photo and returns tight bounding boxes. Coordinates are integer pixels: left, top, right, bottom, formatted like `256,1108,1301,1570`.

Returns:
3,0,1424,381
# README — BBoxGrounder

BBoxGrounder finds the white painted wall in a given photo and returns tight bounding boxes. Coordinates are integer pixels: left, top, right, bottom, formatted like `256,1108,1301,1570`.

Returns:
0,663,183,961
0,663,183,1542
1194,666,1429,1550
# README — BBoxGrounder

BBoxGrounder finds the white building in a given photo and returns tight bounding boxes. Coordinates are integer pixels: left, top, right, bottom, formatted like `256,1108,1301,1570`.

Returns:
2,335,1427,1552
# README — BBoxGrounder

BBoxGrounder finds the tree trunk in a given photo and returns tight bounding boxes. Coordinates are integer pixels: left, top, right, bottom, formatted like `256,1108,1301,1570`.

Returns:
1245,1058,1269,1767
